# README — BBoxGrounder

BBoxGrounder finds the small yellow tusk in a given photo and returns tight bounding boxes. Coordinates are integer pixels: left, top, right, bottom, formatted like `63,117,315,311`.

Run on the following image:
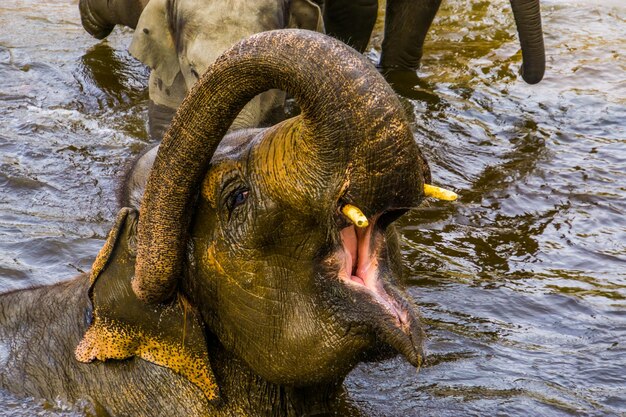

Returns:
341,204,369,228
424,184,458,201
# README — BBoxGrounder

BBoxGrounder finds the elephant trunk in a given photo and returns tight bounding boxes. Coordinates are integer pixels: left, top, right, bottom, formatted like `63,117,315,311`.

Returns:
79,0,149,39
132,29,424,304
510,0,545,84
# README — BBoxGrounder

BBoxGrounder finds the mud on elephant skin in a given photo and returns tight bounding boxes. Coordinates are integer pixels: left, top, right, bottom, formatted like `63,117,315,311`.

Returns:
0,30,458,416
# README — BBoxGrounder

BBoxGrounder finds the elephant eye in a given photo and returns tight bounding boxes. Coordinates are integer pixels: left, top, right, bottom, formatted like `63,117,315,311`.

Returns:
190,68,200,79
226,188,249,216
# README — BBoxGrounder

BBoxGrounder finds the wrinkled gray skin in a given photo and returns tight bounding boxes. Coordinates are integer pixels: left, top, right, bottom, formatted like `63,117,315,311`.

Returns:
0,30,428,417
0,278,215,415
80,0,324,139
79,0,319,140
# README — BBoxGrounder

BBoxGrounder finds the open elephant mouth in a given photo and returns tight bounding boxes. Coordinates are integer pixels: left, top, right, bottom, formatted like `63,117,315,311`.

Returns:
339,222,409,327
329,213,424,368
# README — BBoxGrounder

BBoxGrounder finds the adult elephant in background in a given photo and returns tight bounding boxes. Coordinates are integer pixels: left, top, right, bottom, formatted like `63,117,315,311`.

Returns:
79,0,324,139
0,30,445,416
78,0,544,139
79,0,545,90
325,0,545,85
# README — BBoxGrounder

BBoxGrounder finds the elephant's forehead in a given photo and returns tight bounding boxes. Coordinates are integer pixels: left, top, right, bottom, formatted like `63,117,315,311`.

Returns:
211,128,260,163
176,0,286,38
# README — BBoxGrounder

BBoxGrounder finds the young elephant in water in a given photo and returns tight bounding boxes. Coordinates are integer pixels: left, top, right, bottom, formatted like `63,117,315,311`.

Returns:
91,0,324,140
0,30,448,416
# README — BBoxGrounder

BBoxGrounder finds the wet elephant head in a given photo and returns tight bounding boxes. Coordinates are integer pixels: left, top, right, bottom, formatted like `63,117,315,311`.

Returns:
134,27,431,385
127,0,324,137
78,30,432,400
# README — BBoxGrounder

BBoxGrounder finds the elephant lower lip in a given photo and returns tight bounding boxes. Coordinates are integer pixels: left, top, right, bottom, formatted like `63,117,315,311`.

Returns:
341,273,410,331
340,274,424,368
349,275,365,285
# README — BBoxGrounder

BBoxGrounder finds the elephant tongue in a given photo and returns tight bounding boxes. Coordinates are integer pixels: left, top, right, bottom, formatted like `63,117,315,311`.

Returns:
339,225,409,327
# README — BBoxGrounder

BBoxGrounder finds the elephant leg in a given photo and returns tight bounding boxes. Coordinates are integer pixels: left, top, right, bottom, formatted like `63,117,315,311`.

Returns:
147,72,187,141
324,0,379,53
148,101,177,141
379,0,442,71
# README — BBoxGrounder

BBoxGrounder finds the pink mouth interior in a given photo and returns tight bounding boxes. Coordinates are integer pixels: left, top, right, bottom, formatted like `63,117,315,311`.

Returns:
339,224,409,328
341,225,376,287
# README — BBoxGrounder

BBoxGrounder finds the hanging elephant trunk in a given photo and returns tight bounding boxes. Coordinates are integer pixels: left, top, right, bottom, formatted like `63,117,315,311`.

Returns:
79,0,149,39
132,29,428,304
510,0,545,84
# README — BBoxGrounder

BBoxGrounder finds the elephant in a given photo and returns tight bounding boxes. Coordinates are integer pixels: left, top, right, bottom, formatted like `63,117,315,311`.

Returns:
79,0,325,140
78,0,544,140
0,30,458,416
322,0,545,85
79,0,545,100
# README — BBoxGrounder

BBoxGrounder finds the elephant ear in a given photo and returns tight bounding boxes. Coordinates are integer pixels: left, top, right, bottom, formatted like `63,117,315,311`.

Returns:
75,208,219,403
129,0,181,87
288,0,325,32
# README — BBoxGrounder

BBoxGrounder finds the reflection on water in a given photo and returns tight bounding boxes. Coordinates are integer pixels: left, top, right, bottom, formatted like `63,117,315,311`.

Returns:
0,0,625,415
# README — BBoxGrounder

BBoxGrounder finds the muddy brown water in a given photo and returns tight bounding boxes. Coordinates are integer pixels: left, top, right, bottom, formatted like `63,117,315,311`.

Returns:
0,0,624,416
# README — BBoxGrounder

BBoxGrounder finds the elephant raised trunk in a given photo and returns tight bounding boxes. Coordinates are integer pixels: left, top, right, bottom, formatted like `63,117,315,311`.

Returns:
132,29,426,304
0,30,437,413
510,0,545,84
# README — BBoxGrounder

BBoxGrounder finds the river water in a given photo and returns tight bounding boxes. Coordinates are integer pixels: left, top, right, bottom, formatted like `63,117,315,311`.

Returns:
0,0,624,416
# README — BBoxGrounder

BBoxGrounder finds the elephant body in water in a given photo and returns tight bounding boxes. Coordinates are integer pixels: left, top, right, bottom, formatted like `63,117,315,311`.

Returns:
0,30,436,416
